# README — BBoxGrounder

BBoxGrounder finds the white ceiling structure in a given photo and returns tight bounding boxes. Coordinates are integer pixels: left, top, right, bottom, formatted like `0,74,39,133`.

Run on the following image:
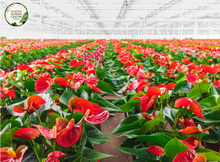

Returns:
1,0,220,39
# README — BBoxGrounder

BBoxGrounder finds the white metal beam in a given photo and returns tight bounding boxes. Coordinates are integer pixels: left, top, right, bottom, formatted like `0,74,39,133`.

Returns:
43,19,220,22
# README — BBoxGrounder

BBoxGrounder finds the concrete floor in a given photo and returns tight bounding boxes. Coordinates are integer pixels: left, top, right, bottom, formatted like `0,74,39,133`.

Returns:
94,113,133,162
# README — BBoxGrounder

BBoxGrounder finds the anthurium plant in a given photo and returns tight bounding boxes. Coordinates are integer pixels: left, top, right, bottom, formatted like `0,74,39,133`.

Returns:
0,39,220,162
0,39,94,70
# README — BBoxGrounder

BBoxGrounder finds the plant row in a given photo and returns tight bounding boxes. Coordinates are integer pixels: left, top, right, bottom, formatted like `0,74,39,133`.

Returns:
0,39,94,70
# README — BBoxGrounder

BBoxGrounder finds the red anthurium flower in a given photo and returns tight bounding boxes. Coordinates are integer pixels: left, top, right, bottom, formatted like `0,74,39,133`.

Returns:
17,63,33,72
53,77,69,87
158,84,168,95
84,103,110,125
68,97,94,114
70,59,84,68
182,58,191,64
169,62,180,69
28,69,40,78
34,60,51,65
213,80,220,88
141,112,153,120
37,72,50,78
173,149,206,162
35,118,82,147
145,71,155,79
13,95,46,115
179,137,200,150
66,72,85,90
137,70,147,82
0,87,16,98
68,97,109,125
140,94,158,112
176,65,188,72
126,66,139,76
146,145,165,156
175,98,205,119
54,98,60,105
147,86,161,97
13,128,39,139
187,63,198,70
86,74,103,93
136,81,151,93
82,61,96,73
179,124,213,134
141,108,157,121
137,64,144,69
125,61,136,66
124,80,139,90
35,77,54,93
35,76,68,93
45,151,66,162
198,72,207,79
66,72,85,84
203,66,219,74
165,83,176,90
185,71,198,83
0,145,28,162
176,117,195,129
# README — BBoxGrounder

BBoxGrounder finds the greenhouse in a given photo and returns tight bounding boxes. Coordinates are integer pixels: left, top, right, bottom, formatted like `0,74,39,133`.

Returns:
0,0,220,162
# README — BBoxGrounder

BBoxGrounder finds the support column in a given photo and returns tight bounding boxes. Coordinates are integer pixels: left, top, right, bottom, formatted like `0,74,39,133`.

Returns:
127,23,128,39
143,0,146,41
40,0,43,41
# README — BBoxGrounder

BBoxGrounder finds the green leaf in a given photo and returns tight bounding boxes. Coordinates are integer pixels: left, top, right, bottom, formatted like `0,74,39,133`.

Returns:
178,82,192,94
0,119,21,131
60,88,76,106
211,85,220,98
199,96,218,110
197,148,220,161
23,152,38,162
48,113,60,128
34,143,42,161
90,93,120,111
197,110,220,122
77,89,89,100
0,123,11,135
97,80,115,94
79,85,91,93
163,107,187,121
164,138,189,160
0,132,12,147
24,78,35,91
81,147,113,162
118,129,141,138
202,129,220,143
67,111,84,121
134,133,172,147
187,82,210,98
86,123,111,144
116,147,158,162
157,66,167,72
119,91,142,112
195,108,220,124
67,153,83,162
109,114,146,135
140,110,163,135
52,94,59,100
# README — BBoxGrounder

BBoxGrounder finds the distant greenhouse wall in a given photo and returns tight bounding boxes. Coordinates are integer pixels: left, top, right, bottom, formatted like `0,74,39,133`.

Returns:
1,0,220,40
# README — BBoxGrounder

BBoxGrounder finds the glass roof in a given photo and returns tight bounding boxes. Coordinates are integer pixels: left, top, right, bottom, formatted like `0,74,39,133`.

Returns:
1,0,220,39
